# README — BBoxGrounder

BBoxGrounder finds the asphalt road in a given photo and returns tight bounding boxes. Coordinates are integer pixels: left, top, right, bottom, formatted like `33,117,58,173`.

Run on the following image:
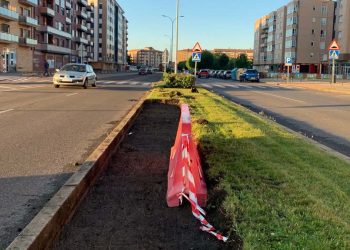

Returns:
0,72,161,249
197,78,350,157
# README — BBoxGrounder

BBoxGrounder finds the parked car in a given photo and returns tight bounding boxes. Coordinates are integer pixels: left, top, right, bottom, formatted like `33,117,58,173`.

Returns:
218,70,225,79
240,69,260,82
139,68,147,75
147,68,153,74
53,63,96,89
224,70,232,79
198,69,209,78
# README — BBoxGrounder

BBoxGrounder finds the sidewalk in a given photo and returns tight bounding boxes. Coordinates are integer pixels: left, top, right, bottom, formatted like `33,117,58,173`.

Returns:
265,79,350,95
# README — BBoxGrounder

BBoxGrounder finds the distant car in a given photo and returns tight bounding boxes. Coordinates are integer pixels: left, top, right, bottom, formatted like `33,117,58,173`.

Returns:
147,68,153,74
198,69,209,78
53,63,96,89
224,70,232,79
139,68,147,75
240,69,260,82
218,70,225,79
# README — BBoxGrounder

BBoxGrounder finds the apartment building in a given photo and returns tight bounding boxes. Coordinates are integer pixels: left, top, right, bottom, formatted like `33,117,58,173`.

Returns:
212,48,254,60
335,0,350,62
90,0,127,71
128,47,163,68
254,0,335,74
176,48,192,63
0,0,38,72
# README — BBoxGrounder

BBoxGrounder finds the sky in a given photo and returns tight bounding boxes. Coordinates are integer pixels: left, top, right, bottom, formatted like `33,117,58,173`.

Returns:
117,0,291,52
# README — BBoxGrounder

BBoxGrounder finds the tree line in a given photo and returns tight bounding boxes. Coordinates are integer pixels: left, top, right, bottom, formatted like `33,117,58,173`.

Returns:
178,50,253,71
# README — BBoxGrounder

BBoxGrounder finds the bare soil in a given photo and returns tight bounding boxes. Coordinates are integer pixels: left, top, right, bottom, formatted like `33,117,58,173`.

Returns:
54,102,235,250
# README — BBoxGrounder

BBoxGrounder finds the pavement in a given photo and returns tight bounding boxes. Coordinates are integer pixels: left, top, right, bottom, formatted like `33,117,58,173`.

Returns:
0,73,161,249
197,78,350,158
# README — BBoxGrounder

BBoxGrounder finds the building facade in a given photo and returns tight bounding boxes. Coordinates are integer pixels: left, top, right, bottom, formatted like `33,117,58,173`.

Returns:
0,0,38,72
176,48,192,63
254,0,335,74
90,0,127,71
212,48,254,60
128,47,164,69
335,0,350,62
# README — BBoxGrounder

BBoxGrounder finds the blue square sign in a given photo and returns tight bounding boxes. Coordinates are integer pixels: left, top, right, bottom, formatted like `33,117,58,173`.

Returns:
192,52,202,62
285,57,293,66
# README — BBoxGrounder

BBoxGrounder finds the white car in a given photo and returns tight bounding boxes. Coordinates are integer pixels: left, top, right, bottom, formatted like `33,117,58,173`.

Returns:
53,63,97,89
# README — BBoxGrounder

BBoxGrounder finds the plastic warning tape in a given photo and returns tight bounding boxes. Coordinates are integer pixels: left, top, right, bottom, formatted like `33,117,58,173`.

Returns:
180,135,228,242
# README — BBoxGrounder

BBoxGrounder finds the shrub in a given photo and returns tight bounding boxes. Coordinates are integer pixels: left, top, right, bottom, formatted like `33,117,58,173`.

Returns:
163,73,195,89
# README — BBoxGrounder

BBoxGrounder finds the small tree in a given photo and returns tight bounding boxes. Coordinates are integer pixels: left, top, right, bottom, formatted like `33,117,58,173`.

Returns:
177,61,187,71
217,53,230,69
235,53,253,68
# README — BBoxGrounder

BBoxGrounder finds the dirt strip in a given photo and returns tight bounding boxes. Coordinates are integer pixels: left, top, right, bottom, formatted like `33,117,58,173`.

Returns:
54,102,231,250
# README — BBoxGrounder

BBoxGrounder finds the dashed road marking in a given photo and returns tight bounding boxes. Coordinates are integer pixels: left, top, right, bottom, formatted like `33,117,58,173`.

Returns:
239,85,253,89
251,90,306,103
213,84,225,89
0,109,14,115
66,93,78,97
199,84,212,88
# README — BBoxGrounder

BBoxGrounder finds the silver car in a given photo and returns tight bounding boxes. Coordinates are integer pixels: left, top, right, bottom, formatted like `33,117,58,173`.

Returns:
53,63,97,89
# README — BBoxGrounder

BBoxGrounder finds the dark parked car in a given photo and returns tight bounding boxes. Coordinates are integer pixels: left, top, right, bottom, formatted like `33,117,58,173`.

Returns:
240,69,260,82
147,68,153,74
138,68,147,75
218,70,225,79
198,69,209,78
224,70,232,79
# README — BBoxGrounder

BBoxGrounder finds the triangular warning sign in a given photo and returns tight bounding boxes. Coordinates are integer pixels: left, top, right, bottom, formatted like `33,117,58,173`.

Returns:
193,54,200,60
192,42,202,52
329,40,340,50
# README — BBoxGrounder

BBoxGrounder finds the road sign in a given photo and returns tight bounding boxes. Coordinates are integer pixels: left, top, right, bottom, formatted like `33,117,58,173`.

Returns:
285,57,293,66
192,52,202,62
192,42,202,53
329,50,340,60
329,40,340,51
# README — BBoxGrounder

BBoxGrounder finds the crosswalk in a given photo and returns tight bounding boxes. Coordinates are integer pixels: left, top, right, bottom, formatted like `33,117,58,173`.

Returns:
0,76,52,83
197,82,303,91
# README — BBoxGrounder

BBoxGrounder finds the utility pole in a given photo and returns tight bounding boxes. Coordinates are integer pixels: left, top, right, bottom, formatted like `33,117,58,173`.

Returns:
174,0,179,74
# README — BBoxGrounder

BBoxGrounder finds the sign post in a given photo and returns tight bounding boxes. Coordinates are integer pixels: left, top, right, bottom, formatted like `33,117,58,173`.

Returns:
192,42,202,88
328,40,341,84
285,57,293,84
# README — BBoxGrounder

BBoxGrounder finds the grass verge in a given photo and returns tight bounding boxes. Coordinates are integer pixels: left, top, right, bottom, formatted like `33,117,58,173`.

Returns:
148,87,350,249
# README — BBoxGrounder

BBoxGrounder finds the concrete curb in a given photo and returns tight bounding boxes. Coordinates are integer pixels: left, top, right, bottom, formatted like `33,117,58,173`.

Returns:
6,93,149,250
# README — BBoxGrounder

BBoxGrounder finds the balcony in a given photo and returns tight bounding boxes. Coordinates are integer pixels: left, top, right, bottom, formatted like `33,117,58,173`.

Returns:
87,52,93,58
40,6,55,17
77,23,87,32
86,28,93,35
36,43,71,55
65,1,71,9
0,32,19,43
73,36,88,44
0,6,19,21
77,10,87,19
19,0,38,6
86,16,93,23
77,0,87,6
19,37,37,46
65,16,71,24
19,15,39,27
37,26,72,39
86,5,93,11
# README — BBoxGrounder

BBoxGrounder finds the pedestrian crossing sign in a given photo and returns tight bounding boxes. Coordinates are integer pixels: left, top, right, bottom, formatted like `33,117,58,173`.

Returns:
192,52,202,62
329,50,340,60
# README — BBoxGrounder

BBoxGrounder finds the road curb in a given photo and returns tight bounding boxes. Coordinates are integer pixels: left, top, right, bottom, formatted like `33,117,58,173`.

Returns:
6,93,149,250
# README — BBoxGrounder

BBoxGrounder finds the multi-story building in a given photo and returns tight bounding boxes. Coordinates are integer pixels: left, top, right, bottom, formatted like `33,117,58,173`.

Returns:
90,0,127,71
212,48,254,60
335,0,350,63
254,0,335,74
176,48,192,63
33,0,94,72
0,0,38,72
128,47,164,68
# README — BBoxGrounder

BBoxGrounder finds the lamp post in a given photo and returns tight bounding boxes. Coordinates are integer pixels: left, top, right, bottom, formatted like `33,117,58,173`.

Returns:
164,34,171,71
175,0,179,74
162,12,183,73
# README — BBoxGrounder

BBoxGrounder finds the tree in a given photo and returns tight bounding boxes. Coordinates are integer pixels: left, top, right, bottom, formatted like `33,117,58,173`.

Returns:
127,55,132,65
217,53,230,69
177,61,187,71
227,58,236,69
235,53,253,68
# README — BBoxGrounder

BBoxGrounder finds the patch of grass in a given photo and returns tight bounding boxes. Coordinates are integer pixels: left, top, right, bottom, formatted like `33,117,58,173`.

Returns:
148,88,350,249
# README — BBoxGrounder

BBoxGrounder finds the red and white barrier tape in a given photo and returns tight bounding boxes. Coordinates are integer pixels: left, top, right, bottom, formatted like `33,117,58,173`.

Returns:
180,135,228,242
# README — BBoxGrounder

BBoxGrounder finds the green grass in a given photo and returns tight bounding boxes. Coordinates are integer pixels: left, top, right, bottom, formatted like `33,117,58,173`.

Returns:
148,87,350,249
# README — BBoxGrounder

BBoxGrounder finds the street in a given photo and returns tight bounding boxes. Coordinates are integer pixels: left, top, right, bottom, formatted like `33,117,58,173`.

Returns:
0,72,161,249
197,78,350,157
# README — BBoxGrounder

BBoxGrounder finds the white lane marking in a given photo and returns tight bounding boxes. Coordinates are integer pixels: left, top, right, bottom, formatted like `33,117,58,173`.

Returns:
0,85,14,89
214,84,225,89
0,109,14,114
103,81,115,84
251,90,306,103
239,85,252,89
66,93,78,97
223,84,238,88
130,81,140,85
117,82,128,85
142,82,151,86
199,83,212,88
254,85,266,89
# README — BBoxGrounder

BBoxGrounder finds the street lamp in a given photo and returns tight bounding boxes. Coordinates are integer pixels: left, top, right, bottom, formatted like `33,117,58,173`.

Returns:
175,0,179,74
164,34,171,71
162,13,184,72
